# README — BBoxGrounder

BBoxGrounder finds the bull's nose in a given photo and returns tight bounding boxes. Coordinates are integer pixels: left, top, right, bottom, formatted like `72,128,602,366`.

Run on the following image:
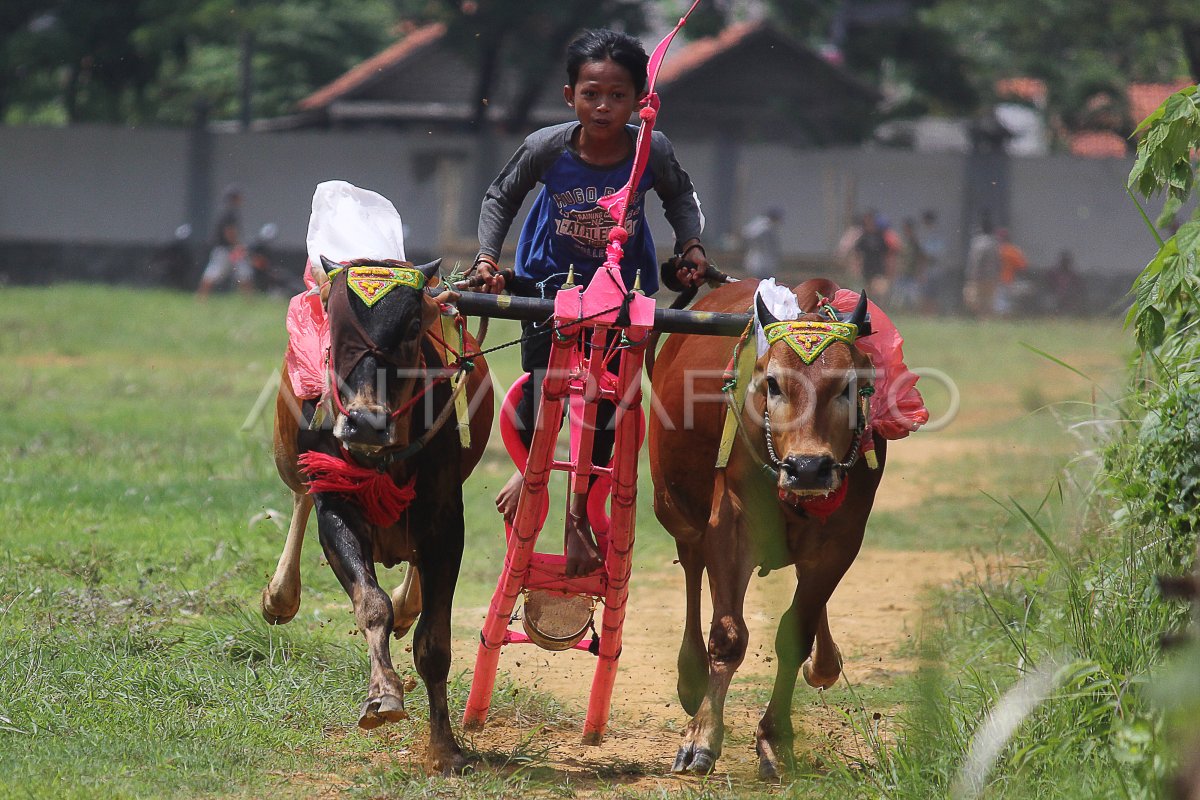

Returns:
781,455,836,490
337,408,390,446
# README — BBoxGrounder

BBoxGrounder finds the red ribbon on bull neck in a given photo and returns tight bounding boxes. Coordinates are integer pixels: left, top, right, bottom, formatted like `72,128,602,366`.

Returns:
596,0,703,271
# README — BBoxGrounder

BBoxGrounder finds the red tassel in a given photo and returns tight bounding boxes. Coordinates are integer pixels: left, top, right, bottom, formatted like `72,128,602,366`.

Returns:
298,451,416,527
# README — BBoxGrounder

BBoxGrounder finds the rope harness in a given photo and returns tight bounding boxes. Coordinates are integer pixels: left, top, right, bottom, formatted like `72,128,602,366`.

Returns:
718,301,880,520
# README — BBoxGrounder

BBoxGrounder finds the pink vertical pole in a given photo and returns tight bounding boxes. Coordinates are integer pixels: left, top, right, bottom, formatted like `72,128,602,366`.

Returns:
580,331,648,744
463,330,577,729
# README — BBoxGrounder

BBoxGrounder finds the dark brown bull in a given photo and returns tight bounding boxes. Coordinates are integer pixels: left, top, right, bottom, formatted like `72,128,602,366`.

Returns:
261,257,493,774
649,278,885,779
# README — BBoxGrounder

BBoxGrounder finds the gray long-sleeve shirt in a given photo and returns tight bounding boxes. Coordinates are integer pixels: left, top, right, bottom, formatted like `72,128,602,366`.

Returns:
477,122,704,295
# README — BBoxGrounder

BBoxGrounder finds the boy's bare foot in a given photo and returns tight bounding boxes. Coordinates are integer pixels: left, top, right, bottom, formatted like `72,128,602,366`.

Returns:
564,508,604,577
495,470,523,526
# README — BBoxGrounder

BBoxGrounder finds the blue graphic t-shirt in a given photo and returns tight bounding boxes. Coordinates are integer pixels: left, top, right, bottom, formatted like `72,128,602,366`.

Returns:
477,122,704,297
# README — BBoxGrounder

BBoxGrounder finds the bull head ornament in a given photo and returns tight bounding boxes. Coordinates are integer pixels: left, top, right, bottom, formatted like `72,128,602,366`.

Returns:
753,290,876,485
754,290,870,358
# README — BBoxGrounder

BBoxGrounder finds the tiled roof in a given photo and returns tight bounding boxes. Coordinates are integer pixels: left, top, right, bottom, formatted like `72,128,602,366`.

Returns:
656,21,770,86
655,19,876,101
1128,80,1195,126
294,19,876,128
995,76,1048,108
298,23,447,112
1068,130,1128,158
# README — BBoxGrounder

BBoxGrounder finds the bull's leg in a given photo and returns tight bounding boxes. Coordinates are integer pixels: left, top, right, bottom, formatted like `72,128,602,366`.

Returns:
390,563,422,639
261,490,313,625
314,497,407,729
676,539,707,715
412,527,467,775
672,528,754,775
755,566,852,780
801,607,842,689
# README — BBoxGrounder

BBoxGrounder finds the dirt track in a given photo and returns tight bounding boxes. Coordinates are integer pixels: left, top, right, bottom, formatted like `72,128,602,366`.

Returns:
441,433,977,792
454,549,968,790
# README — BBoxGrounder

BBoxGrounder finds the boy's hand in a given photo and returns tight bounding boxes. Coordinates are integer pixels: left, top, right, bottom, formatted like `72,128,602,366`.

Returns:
675,240,709,288
471,258,507,294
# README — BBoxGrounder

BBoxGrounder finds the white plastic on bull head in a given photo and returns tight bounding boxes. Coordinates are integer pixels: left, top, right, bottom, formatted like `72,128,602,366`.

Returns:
306,180,407,269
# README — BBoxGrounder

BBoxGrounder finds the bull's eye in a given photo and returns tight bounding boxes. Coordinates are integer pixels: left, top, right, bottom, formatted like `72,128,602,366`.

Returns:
406,318,422,340
766,375,782,398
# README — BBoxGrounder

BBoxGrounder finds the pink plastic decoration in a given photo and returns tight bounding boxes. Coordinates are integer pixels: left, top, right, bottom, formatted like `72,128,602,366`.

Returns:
831,289,929,440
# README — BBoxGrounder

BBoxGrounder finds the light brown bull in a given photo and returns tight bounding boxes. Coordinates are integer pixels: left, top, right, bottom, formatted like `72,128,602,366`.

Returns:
649,278,885,779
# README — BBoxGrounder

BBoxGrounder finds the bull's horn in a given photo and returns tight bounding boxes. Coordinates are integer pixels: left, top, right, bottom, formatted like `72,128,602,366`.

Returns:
315,255,338,286
755,293,781,328
848,290,870,336
416,258,443,282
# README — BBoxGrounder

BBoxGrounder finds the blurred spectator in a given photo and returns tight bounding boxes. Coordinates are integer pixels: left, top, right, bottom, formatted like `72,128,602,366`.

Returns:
246,223,298,297
1050,250,1085,315
995,227,1028,315
741,207,784,279
880,214,902,278
835,212,864,280
964,214,1000,316
855,210,891,305
919,210,946,313
196,184,252,299
892,217,926,311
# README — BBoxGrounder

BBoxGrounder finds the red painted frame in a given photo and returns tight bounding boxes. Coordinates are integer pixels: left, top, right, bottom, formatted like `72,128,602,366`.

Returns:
463,264,656,744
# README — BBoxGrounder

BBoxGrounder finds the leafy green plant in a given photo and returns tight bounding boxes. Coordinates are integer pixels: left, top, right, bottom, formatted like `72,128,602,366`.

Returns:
1126,84,1200,350
1115,84,1200,554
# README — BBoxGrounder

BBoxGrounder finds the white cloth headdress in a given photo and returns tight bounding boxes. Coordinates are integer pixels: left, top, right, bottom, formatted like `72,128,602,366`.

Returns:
754,278,801,355
306,180,406,267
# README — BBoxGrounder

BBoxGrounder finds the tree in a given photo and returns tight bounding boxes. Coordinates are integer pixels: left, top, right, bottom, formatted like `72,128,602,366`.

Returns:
2,1,177,124
0,0,400,126
676,0,979,117
924,0,1196,143
140,0,402,125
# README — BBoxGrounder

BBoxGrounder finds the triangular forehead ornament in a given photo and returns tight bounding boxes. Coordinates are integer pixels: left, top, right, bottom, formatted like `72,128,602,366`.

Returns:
762,320,858,365
344,265,427,307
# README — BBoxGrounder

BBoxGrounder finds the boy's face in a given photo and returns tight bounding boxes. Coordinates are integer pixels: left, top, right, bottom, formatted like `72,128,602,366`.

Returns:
564,58,643,145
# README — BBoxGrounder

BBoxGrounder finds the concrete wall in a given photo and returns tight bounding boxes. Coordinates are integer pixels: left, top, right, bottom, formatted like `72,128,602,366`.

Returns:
0,124,1159,291
0,126,190,243
1009,155,1159,273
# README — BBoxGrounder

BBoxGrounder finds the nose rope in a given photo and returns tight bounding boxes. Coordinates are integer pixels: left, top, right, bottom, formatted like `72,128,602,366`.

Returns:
761,390,872,475
327,346,463,423
326,349,351,419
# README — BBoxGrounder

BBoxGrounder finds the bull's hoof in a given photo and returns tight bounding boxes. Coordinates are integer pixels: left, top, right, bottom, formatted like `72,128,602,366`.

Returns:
427,748,469,776
671,743,717,774
358,694,408,729
260,589,298,626
393,618,417,640
801,652,842,689
755,739,788,782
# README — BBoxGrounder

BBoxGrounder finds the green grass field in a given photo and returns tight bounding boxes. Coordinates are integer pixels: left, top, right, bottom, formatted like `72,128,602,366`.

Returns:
0,285,1131,798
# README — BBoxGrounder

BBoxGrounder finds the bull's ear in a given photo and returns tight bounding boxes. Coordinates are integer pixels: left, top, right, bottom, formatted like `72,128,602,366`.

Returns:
755,293,781,328
416,258,442,282
847,290,871,337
